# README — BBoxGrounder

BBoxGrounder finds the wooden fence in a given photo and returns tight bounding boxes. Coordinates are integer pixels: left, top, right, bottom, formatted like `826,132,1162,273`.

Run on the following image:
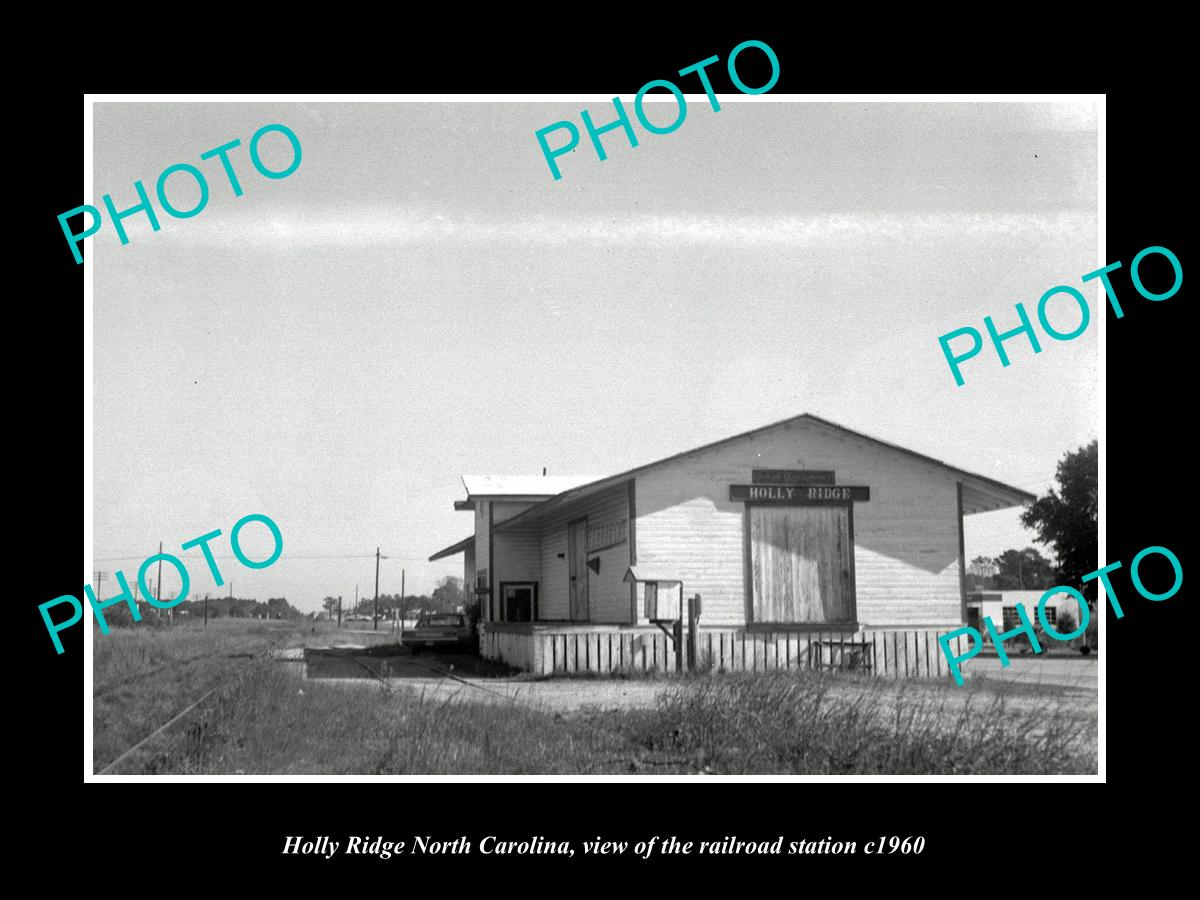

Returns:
482,626,967,679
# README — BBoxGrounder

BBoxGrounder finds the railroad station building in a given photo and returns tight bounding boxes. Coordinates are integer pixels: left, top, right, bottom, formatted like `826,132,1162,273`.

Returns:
428,413,1033,678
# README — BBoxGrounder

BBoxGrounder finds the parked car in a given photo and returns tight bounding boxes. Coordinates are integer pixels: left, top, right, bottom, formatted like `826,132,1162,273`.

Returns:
402,613,473,654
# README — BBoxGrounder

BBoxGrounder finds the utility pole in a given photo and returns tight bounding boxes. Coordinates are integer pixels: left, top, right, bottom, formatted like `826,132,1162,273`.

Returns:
337,595,342,628
355,584,359,617
204,593,209,627
400,569,406,634
156,541,163,619
374,546,381,631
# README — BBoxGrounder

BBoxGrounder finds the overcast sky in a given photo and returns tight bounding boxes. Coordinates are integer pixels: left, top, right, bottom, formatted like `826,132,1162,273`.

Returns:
91,100,1098,613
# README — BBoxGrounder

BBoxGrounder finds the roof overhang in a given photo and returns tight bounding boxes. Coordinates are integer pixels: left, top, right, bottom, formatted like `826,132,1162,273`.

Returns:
461,474,597,499
429,535,474,562
623,567,682,585
960,479,1035,515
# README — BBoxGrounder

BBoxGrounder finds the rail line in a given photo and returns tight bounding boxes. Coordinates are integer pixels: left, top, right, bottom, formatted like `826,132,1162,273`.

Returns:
319,647,520,705
97,642,687,775
94,633,290,775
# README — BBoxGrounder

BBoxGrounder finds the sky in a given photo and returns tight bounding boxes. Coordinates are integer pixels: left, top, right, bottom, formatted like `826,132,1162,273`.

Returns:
91,100,1098,613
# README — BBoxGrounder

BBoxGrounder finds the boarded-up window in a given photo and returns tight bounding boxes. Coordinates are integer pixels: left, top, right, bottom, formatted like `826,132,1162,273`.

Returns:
643,582,658,619
588,519,627,552
749,506,854,624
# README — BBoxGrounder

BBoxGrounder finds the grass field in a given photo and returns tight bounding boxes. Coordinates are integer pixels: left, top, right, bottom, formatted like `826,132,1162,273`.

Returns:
92,619,1097,776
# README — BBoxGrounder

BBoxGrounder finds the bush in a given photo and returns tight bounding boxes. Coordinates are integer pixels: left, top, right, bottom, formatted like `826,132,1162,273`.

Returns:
464,598,482,636
1056,610,1078,637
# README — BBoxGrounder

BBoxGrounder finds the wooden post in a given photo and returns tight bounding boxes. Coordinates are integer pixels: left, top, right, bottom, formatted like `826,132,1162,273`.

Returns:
673,619,683,674
204,593,209,627
687,594,702,671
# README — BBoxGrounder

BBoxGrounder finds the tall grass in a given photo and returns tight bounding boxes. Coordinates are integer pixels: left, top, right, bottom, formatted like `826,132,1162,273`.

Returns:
135,661,635,775
121,662,1095,775
629,671,1095,774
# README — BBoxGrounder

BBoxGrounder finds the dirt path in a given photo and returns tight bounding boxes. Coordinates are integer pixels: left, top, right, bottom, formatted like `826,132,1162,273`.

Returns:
318,674,672,712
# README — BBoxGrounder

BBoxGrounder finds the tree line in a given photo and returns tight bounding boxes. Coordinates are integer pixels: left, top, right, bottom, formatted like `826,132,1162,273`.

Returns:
321,576,469,620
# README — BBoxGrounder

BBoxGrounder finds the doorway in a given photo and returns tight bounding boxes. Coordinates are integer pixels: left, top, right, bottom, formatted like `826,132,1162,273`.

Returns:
568,518,590,621
748,504,855,624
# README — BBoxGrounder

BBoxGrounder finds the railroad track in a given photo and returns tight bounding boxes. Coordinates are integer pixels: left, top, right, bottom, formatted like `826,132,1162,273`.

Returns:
95,633,291,775
316,648,520,705
97,643,684,775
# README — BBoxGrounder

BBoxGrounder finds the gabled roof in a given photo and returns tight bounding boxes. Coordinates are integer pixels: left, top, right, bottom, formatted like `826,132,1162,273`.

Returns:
491,413,1036,534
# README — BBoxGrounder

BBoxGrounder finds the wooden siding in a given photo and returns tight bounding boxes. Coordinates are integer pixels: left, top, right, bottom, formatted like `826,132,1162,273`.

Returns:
493,524,541,594
482,624,966,680
475,500,540,622
633,417,965,629
538,483,631,622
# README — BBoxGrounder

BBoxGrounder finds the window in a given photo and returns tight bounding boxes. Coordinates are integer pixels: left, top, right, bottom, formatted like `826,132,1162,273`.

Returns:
1001,606,1020,630
501,583,537,623
422,614,466,627
1041,606,1057,627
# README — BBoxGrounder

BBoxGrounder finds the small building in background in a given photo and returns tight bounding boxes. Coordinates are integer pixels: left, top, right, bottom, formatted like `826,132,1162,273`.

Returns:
967,589,1078,636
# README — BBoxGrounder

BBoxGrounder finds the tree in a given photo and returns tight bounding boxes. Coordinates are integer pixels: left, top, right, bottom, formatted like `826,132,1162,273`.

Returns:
322,596,339,620
1021,440,1098,598
967,556,999,590
433,575,467,612
993,547,1056,590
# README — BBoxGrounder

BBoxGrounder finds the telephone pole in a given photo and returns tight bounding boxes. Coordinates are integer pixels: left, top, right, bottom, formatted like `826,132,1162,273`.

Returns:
374,546,381,631
204,593,209,627
155,541,163,618
337,595,342,628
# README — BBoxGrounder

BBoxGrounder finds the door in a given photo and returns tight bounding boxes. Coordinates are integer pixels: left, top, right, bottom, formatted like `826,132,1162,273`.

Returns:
568,518,590,621
749,505,854,624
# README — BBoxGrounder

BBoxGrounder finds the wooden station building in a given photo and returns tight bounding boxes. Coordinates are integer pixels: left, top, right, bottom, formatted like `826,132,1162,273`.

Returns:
428,413,1033,678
